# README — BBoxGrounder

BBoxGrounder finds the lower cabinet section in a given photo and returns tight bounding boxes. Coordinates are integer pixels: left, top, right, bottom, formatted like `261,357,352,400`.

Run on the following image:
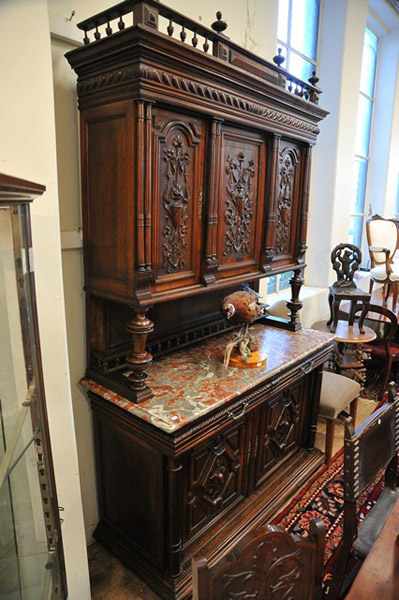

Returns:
90,363,324,600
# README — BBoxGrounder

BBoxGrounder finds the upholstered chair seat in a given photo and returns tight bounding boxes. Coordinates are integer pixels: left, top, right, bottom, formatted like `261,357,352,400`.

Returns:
370,263,399,282
319,371,361,462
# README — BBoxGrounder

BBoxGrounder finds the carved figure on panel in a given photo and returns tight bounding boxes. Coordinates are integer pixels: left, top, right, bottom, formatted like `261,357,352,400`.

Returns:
162,134,190,273
276,148,298,256
224,152,255,258
330,243,361,289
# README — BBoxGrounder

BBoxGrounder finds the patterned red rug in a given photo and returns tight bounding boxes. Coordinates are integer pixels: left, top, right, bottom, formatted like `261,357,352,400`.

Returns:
273,449,385,590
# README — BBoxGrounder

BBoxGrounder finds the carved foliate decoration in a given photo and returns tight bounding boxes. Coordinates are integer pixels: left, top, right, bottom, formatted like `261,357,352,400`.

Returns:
162,134,190,273
221,538,303,599
224,152,255,258
276,148,299,256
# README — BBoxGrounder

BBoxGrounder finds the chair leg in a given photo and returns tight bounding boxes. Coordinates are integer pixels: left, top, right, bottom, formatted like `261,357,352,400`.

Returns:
325,420,335,464
349,397,358,427
384,282,391,305
369,278,374,295
381,353,394,401
392,282,398,313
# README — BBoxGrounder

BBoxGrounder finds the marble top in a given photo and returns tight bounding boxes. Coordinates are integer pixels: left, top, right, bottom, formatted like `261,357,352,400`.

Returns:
81,325,334,434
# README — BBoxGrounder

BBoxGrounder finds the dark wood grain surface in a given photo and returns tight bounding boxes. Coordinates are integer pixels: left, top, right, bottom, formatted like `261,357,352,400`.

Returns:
346,498,399,600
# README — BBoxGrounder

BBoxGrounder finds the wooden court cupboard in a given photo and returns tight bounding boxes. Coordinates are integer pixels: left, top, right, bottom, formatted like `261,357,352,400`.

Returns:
67,1,330,598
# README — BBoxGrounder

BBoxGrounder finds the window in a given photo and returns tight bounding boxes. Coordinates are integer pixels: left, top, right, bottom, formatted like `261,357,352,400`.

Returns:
277,0,320,81
266,271,294,294
266,0,320,295
348,29,378,248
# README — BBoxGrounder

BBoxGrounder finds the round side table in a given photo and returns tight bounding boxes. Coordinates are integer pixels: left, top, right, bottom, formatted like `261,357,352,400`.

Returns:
312,320,377,387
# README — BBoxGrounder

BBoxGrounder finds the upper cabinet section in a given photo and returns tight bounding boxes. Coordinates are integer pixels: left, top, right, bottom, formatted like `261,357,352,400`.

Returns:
66,0,328,306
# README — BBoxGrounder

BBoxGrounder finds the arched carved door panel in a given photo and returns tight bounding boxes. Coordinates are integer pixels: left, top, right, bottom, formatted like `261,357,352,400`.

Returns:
152,109,205,293
273,140,304,267
215,126,266,280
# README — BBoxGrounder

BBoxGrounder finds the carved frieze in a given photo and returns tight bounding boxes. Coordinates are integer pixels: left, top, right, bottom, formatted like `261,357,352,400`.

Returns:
224,152,255,258
162,134,190,273
275,148,299,256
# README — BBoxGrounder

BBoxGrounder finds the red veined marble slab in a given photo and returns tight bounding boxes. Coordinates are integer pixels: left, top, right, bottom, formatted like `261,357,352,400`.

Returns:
81,324,333,433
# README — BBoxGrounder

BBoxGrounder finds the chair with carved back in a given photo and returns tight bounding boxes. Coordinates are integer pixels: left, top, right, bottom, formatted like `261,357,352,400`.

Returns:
192,519,326,600
353,303,398,400
327,244,371,333
326,382,399,599
366,214,399,309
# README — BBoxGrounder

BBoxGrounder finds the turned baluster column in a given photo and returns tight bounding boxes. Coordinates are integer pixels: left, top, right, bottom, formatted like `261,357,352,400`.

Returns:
287,269,304,331
126,307,154,402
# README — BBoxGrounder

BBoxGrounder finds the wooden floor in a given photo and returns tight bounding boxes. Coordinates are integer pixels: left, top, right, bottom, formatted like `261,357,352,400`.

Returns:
88,397,376,599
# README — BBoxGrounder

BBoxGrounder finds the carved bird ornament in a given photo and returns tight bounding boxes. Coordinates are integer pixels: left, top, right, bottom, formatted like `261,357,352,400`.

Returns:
222,289,268,368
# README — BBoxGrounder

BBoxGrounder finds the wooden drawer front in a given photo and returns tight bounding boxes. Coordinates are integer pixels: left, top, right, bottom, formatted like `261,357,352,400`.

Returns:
216,126,266,279
273,140,304,266
184,421,247,542
254,380,306,487
152,109,205,292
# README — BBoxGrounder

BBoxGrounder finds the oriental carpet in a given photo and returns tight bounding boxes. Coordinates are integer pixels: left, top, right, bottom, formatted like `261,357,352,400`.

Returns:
273,448,385,594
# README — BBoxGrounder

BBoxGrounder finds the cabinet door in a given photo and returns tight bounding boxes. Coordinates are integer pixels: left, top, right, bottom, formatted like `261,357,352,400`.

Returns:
152,109,205,293
254,380,306,488
184,420,248,542
273,140,304,266
215,126,266,279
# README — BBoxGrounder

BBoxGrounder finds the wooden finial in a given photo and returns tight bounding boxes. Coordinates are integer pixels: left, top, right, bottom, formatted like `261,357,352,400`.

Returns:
309,70,319,87
211,11,227,34
273,47,285,68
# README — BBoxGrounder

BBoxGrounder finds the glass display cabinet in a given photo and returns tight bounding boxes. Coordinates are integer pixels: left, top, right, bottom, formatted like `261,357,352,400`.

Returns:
0,174,66,599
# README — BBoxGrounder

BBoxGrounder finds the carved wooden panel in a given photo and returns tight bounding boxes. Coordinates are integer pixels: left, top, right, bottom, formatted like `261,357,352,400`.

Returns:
185,421,247,541
152,108,205,293
254,382,305,487
273,141,303,265
216,126,266,280
202,526,320,599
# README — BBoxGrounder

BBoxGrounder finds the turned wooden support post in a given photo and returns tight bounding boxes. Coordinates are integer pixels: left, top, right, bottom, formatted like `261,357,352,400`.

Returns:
126,306,154,402
287,269,304,331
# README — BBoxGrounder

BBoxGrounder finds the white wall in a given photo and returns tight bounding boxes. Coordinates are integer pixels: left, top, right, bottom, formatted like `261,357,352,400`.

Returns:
0,1,90,597
307,0,368,287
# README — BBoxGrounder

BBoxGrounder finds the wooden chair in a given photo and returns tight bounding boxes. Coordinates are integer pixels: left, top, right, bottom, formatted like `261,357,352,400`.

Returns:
353,303,398,399
366,214,399,309
319,371,361,463
326,382,399,599
192,519,325,600
327,244,370,333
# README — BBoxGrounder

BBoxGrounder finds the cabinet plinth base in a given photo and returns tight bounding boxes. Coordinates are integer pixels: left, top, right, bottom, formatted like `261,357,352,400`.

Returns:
94,447,324,600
